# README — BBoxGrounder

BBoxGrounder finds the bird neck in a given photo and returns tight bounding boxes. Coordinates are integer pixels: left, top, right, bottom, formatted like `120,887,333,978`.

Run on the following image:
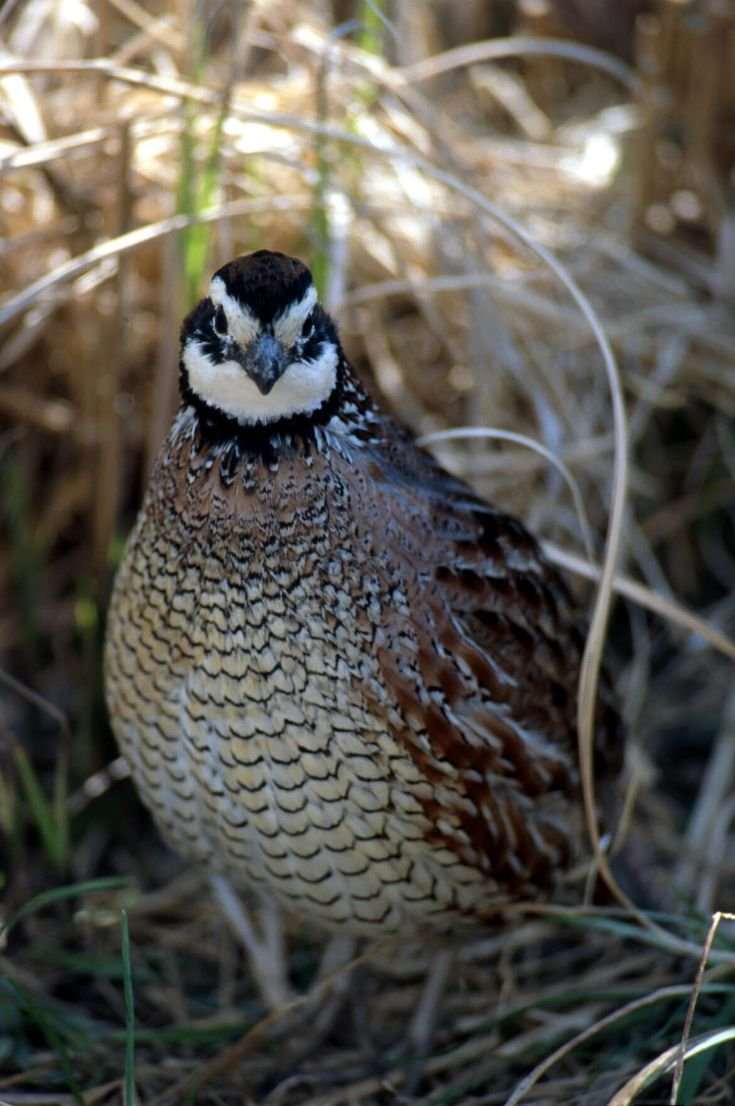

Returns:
175,356,382,470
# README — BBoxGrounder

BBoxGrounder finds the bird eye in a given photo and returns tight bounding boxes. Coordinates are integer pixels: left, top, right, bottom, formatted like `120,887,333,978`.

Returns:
300,314,316,342
212,305,228,336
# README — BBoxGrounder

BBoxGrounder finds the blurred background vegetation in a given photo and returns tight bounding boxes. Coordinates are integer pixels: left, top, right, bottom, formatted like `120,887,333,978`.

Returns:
1,1,734,1103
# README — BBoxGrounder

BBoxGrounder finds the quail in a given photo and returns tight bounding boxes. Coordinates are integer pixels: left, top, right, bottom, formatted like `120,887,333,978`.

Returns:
105,250,622,1011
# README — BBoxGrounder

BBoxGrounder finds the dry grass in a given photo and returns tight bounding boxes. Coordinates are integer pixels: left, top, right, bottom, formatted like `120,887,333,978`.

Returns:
1,1,735,1103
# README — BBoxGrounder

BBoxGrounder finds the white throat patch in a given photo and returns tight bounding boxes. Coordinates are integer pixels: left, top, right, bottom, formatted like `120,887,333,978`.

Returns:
183,338,338,425
189,279,335,425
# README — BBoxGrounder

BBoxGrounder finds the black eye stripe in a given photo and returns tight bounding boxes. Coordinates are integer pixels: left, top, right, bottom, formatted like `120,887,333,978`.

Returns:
300,332,322,360
213,305,227,334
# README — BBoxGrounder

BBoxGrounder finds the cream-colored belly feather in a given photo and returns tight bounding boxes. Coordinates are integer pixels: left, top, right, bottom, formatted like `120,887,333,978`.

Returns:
105,489,489,936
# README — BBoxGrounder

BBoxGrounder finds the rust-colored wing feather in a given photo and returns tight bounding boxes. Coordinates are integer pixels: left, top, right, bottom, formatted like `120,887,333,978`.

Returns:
349,419,623,900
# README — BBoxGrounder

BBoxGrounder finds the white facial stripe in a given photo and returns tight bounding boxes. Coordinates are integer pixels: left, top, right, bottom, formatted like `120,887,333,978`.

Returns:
183,338,338,425
274,285,317,348
209,275,259,346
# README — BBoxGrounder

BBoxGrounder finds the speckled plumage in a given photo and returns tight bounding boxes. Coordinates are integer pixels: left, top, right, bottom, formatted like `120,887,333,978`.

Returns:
105,252,622,939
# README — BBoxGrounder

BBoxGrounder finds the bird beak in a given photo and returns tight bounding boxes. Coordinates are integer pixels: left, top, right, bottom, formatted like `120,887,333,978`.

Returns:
232,333,288,395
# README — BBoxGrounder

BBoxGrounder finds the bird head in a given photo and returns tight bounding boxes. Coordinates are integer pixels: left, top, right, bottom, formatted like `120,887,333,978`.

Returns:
180,251,341,426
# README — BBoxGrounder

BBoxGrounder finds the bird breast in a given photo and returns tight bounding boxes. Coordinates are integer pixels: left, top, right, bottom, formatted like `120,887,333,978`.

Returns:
105,417,585,935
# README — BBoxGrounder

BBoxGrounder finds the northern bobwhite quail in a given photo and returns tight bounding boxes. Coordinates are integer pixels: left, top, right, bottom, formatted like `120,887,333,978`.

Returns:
105,250,622,1006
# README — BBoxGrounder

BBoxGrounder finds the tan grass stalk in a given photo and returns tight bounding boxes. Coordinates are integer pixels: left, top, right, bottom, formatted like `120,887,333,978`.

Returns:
398,36,639,90
670,911,735,1105
608,1027,735,1106
545,542,735,665
418,426,595,562
503,982,734,1106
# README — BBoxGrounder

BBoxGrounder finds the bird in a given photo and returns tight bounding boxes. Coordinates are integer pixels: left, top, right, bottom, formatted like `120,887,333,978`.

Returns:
105,249,623,1030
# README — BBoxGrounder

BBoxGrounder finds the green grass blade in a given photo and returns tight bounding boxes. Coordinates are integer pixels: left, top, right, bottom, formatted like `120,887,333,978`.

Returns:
676,992,735,1104
176,16,231,307
13,745,68,872
120,908,137,1106
1,875,129,938
357,0,385,54
183,98,228,305
1,454,42,660
6,979,85,1106
52,747,70,864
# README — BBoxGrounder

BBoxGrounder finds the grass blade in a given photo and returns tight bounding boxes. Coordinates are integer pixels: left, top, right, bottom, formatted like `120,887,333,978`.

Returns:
121,908,137,1106
13,745,68,873
1,875,129,938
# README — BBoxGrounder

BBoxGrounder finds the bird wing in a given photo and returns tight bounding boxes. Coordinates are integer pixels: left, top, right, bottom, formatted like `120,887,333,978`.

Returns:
348,419,623,894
